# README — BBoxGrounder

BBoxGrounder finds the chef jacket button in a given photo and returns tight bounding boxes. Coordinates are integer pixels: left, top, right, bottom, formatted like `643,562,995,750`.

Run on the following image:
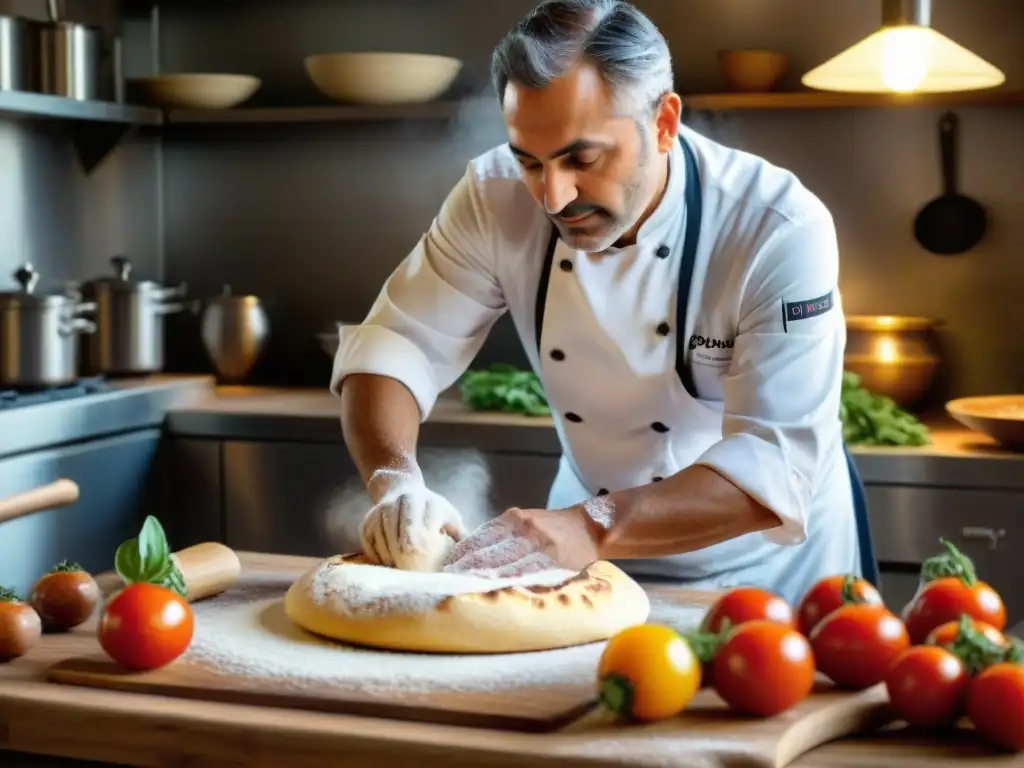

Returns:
656,245,670,259
651,421,669,433
565,412,583,423
656,321,671,336
559,259,573,272
597,488,609,496
550,349,565,361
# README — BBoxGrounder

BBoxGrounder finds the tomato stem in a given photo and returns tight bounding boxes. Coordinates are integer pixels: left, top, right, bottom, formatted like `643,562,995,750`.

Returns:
0,586,20,602
684,620,731,664
598,673,636,718
1003,636,1024,665
51,559,82,573
920,538,977,587
945,614,1008,675
839,574,866,604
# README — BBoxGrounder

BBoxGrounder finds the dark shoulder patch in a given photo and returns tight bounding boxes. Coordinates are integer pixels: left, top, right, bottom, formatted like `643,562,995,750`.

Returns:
782,290,834,332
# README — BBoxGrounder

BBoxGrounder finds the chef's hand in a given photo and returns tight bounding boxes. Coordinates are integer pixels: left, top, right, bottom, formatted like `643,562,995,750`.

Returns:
443,506,601,577
359,468,467,567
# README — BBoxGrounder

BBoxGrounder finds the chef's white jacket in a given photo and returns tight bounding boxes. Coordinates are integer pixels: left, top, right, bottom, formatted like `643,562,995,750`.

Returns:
331,122,860,606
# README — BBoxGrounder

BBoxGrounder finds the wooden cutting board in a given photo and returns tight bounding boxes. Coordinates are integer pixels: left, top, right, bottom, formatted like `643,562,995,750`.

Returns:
45,561,897,766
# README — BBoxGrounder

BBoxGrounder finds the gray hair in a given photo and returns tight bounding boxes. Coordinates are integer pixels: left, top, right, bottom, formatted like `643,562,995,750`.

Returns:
491,0,674,116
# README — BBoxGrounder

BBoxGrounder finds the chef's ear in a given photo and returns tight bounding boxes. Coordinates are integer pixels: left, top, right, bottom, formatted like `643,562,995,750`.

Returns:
654,92,682,153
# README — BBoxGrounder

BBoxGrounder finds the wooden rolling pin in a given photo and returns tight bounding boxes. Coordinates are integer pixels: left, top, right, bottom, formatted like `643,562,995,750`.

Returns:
98,542,242,603
0,479,80,524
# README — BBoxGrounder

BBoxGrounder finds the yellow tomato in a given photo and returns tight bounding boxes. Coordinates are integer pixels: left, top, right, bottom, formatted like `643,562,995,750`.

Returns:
597,623,702,721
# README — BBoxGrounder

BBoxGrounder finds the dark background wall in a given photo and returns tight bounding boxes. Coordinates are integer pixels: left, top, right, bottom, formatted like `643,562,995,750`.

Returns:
2,0,1022,409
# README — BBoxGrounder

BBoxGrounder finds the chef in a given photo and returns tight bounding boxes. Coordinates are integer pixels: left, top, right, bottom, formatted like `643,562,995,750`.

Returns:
331,0,874,606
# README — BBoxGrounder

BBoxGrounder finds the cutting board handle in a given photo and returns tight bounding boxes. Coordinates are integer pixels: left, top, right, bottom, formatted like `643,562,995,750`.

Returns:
0,479,80,524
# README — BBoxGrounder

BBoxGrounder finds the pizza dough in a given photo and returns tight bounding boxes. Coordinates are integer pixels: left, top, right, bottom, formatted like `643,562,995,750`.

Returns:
392,529,456,573
283,553,651,654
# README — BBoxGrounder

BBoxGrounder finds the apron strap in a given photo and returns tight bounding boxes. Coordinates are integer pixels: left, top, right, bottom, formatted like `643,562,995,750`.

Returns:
844,444,880,587
673,135,702,400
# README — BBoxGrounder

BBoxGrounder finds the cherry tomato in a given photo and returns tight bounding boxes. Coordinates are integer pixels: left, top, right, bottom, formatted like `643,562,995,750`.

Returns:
98,583,194,671
701,586,794,634
810,604,909,690
712,619,815,717
925,618,1006,649
30,562,99,632
597,624,701,721
797,574,882,637
902,577,1006,645
966,662,1024,753
885,645,969,727
0,590,41,662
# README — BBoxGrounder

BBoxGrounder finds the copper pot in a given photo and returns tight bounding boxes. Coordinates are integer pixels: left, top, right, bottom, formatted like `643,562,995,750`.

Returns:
844,315,942,407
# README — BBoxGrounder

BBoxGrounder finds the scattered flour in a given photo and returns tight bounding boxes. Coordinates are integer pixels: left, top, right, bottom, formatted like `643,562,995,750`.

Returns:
308,558,579,618
185,576,707,696
582,496,615,530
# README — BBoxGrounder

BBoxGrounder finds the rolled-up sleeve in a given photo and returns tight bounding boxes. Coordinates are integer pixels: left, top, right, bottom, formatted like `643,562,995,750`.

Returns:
693,214,846,546
330,165,506,420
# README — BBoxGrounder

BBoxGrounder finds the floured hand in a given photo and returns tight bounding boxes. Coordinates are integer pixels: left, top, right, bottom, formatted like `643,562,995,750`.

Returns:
359,470,468,571
443,506,600,577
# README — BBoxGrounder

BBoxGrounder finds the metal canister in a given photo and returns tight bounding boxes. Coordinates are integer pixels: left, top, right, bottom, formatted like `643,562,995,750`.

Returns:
79,255,187,376
39,20,99,100
0,15,35,92
0,263,96,389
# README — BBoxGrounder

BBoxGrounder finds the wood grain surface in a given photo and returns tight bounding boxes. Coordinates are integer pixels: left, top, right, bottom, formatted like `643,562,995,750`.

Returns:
0,552,1018,768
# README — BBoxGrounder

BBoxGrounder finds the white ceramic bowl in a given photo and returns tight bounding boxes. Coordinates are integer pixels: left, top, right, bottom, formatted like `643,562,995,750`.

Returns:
129,74,262,110
304,52,463,105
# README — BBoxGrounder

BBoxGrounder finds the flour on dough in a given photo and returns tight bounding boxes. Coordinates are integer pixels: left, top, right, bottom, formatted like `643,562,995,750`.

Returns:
392,528,456,573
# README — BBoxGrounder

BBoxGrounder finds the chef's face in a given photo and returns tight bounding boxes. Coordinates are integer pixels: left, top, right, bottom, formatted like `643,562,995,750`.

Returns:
502,62,681,252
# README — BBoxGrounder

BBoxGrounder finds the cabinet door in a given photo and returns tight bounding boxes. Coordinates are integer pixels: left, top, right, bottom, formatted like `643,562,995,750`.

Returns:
222,441,561,557
0,430,161,598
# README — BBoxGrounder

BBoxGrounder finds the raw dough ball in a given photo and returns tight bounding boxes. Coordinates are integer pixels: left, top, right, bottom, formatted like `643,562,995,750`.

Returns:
393,529,456,573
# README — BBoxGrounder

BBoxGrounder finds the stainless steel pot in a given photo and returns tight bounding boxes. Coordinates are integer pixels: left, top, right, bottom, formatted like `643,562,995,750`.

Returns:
79,255,187,376
0,263,96,388
39,19,99,100
0,14,36,92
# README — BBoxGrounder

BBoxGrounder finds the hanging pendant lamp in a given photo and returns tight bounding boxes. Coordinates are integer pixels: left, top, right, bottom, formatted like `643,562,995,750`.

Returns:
801,0,1005,94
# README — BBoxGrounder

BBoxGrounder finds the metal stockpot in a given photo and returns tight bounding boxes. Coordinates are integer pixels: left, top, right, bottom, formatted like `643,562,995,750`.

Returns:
0,263,96,388
79,255,187,376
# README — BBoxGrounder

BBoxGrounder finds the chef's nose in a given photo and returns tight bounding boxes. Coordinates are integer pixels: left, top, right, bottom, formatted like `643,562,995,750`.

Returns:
542,167,577,215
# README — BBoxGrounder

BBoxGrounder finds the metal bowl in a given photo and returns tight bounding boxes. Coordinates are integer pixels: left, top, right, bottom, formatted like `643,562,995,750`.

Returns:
844,315,942,407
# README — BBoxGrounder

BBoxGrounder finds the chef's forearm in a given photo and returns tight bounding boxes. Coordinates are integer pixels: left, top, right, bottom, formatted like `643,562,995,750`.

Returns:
582,466,782,560
339,373,423,500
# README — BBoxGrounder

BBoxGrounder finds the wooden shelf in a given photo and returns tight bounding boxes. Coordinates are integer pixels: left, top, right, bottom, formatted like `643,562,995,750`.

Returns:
680,89,1024,111
165,100,482,125
0,90,162,125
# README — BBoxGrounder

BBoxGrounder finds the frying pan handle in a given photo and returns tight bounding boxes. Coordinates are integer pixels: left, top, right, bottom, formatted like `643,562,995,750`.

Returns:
0,479,80,524
939,111,958,195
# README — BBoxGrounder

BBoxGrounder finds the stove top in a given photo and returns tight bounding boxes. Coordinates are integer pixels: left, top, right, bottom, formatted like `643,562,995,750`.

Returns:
0,377,113,411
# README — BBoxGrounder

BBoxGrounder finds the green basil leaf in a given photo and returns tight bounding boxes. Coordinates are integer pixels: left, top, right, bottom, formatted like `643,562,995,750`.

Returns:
114,538,143,583
138,515,171,576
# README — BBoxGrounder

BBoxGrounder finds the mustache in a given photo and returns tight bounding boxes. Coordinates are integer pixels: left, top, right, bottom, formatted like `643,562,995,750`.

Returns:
555,202,606,221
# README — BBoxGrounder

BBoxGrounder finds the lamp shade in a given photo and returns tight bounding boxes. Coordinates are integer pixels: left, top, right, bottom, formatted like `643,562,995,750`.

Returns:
801,25,1006,93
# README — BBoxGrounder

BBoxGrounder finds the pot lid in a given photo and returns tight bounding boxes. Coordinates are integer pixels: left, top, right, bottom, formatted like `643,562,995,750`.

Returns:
0,263,72,308
85,255,161,290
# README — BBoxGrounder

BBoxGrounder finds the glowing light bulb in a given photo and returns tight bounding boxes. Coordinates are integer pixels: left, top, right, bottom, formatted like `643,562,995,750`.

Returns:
880,27,930,92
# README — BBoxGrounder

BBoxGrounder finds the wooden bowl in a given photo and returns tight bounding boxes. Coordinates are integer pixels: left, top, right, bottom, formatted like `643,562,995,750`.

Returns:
129,74,261,110
718,49,789,92
304,52,463,105
946,395,1024,450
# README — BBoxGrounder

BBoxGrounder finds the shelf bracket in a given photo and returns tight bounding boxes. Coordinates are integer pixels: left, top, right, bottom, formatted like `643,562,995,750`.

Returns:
69,121,140,175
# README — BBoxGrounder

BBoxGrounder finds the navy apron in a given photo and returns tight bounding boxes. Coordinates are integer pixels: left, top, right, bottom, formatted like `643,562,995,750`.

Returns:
533,135,879,587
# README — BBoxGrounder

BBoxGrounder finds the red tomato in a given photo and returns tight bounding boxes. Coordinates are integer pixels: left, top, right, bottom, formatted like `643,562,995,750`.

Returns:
902,577,1006,645
966,663,1024,753
885,645,969,727
712,619,815,717
810,604,909,690
701,586,794,634
925,618,1006,649
98,583,193,671
797,574,882,637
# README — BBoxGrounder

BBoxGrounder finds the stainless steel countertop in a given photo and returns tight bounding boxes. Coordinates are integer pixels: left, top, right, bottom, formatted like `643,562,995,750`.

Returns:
0,375,215,460
163,385,1024,491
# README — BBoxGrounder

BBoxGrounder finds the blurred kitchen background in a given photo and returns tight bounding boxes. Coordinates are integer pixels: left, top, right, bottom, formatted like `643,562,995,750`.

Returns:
1,0,1023,629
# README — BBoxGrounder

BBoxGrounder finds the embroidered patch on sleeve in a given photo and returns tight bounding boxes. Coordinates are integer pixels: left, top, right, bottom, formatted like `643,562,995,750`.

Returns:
782,289,834,332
